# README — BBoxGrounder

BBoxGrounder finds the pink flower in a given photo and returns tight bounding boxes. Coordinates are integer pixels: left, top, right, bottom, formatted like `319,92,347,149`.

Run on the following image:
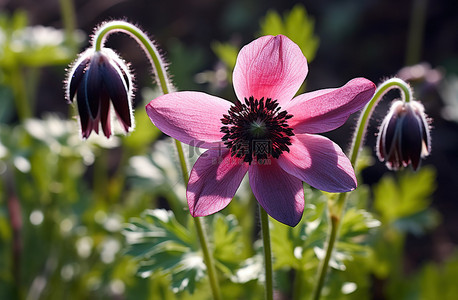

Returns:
146,35,375,226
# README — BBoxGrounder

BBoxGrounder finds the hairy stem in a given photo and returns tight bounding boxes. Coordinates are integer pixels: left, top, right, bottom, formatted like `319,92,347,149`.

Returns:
312,78,412,299
58,0,77,49
93,21,173,95
91,21,221,299
260,206,274,300
406,0,428,65
176,139,222,300
10,66,31,121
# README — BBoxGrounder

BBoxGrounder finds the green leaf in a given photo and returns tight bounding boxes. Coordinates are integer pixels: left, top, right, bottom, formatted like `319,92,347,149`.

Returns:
167,39,206,90
123,104,161,153
123,209,204,294
230,254,264,284
211,41,239,70
212,214,243,265
0,11,81,69
373,167,436,225
127,139,189,222
271,187,379,274
270,187,329,270
419,255,458,299
339,208,380,239
259,4,320,62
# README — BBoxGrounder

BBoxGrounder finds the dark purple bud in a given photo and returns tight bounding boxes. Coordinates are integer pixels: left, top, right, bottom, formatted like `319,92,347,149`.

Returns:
67,56,90,104
376,99,431,171
65,48,134,139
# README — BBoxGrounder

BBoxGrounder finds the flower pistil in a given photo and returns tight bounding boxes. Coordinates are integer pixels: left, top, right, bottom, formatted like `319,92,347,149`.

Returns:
220,97,294,164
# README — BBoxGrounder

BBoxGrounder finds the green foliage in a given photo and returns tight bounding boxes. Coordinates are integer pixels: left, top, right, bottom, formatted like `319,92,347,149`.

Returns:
127,138,189,222
0,5,449,300
271,187,379,273
269,187,380,299
124,209,204,294
374,167,437,226
0,11,81,68
370,167,438,296
212,214,245,274
211,42,239,70
0,10,82,120
211,4,319,87
0,115,147,300
259,4,319,62
123,98,162,154
167,40,206,91
417,255,458,300
124,209,248,295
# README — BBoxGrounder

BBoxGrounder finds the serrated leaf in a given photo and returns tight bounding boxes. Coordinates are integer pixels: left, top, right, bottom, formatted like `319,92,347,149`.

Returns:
419,255,458,299
374,167,436,224
123,209,204,294
127,139,189,221
340,208,381,239
270,188,328,270
231,255,264,284
271,187,379,273
213,214,243,264
392,208,439,236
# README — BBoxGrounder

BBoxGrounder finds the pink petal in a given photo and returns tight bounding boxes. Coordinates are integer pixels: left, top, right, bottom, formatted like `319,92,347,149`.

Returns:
233,35,308,107
286,78,376,134
146,91,231,148
249,160,304,226
188,149,249,217
277,134,357,193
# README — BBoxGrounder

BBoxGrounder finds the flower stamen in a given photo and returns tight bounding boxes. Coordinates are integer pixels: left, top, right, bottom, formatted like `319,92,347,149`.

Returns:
220,97,294,164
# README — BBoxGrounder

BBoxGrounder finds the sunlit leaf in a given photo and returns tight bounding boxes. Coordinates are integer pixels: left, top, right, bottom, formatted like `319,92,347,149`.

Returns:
231,254,264,284
211,41,239,70
124,209,204,293
0,11,82,68
259,4,319,62
374,167,436,225
213,214,243,265
419,255,458,299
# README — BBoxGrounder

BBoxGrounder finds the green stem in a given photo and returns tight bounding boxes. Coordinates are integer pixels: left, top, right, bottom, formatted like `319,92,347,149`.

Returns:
406,0,428,65
349,78,412,167
259,206,273,300
58,0,77,49
313,212,342,300
91,21,221,299
93,21,173,95
10,66,31,121
194,217,222,300
292,268,304,300
175,138,222,300
312,78,412,299
176,140,222,300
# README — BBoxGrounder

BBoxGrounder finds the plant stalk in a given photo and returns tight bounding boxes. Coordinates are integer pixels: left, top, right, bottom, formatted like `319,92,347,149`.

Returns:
259,206,274,300
312,78,413,299
91,21,221,299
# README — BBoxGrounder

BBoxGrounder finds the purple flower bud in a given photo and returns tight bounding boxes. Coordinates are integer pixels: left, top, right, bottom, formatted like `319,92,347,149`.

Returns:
65,48,134,139
376,99,431,171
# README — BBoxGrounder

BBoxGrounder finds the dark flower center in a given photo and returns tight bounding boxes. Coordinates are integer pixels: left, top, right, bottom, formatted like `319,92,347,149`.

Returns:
220,97,294,164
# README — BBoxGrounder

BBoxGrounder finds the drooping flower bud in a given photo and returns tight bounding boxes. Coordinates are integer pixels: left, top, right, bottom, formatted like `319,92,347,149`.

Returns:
376,99,431,170
65,47,134,139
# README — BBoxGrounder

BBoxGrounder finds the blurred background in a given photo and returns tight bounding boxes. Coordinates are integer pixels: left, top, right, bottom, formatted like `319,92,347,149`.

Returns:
1,0,457,299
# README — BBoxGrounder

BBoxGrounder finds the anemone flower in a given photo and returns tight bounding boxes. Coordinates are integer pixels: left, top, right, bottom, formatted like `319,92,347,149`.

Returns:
66,48,134,139
146,35,376,226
